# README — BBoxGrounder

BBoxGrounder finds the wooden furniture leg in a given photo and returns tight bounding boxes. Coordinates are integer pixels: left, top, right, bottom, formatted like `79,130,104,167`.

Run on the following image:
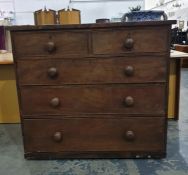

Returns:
168,58,181,120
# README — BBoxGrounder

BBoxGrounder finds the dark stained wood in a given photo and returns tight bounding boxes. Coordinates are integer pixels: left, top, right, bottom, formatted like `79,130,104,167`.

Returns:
23,117,165,153
174,44,188,68
10,21,174,159
17,56,166,85
12,31,89,57
6,20,176,31
174,59,181,120
92,26,169,54
20,85,165,116
25,151,166,159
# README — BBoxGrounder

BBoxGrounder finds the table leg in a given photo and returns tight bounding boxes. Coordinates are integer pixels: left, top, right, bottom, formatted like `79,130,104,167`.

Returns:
168,59,181,120
174,59,181,120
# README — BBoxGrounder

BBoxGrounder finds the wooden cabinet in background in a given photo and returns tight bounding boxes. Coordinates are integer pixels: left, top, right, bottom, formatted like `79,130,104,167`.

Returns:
58,8,81,25
0,64,20,123
34,8,81,25
174,44,188,67
34,9,57,25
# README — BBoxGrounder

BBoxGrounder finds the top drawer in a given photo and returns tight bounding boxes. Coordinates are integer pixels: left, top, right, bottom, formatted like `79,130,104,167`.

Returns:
12,31,89,58
92,26,169,55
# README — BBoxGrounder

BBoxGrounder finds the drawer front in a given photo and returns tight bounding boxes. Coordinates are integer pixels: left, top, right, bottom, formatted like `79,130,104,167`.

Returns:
23,117,165,153
20,85,165,115
12,31,88,57
17,56,166,85
92,27,169,54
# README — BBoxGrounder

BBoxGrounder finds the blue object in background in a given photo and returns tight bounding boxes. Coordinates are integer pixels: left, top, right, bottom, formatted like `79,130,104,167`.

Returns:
122,10,168,22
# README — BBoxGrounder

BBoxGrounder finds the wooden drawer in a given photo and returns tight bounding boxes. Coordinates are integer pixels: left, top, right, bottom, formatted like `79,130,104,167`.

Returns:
17,56,166,85
12,31,89,58
20,85,165,115
23,117,165,157
92,26,169,55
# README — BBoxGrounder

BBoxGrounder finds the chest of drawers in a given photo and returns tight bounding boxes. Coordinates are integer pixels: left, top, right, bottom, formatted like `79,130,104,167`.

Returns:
10,21,175,159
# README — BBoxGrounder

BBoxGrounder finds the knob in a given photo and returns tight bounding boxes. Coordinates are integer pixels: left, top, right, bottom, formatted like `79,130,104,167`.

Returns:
124,38,134,50
125,130,135,141
50,97,60,107
46,41,56,53
124,96,134,107
47,67,58,78
124,66,134,76
53,132,62,142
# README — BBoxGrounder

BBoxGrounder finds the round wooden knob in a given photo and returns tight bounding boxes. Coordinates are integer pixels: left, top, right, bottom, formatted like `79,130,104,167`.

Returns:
47,67,58,78
50,97,60,107
124,66,134,76
46,41,56,53
53,132,62,142
124,38,134,50
125,130,135,141
124,96,134,107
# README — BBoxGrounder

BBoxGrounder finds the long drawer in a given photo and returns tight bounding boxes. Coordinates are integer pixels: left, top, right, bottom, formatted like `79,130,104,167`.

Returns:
17,56,166,85
92,26,169,55
12,30,89,57
20,84,165,115
23,117,165,154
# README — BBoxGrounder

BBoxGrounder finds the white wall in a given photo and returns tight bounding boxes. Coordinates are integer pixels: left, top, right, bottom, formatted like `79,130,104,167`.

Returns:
144,0,157,10
145,0,188,30
14,0,69,24
72,0,144,24
1,0,144,25
0,0,14,20
144,0,180,10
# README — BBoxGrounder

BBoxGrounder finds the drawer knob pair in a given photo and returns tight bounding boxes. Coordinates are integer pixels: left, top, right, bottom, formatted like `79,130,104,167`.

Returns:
47,67,58,78
50,97,60,107
125,130,135,141
124,66,134,76
53,131,63,142
53,131,135,143
124,38,134,50
124,96,134,107
45,41,56,53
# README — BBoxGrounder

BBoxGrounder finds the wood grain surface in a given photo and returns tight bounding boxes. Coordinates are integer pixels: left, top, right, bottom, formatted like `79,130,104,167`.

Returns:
23,117,165,153
17,56,166,85
20,84,165,116
10,21,174,159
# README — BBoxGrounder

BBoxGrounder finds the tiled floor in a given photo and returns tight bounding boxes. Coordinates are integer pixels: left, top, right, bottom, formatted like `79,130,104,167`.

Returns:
0,69,188,175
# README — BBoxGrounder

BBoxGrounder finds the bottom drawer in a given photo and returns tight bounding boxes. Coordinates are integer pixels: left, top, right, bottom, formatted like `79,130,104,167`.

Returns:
23,117,166,159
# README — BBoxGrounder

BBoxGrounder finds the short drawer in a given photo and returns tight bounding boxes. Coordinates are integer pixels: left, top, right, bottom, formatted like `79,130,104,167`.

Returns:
20,84,165,115
17,56,166,85
92,26,169,54
23,117,165,154
12,31,89,58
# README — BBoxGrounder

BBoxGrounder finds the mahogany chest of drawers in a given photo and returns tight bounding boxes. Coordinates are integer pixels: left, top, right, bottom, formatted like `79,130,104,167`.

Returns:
10,21,175,159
